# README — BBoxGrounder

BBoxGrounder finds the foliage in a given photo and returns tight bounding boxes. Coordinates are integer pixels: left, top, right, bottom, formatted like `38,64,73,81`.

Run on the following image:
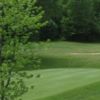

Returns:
39,19,60,41
0,0,45,100
37,0,63,41
37,0,100,41
62,0,95,41
94,0,100,34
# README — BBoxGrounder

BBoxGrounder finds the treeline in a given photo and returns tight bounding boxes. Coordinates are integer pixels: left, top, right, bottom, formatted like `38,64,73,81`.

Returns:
34,0,100,42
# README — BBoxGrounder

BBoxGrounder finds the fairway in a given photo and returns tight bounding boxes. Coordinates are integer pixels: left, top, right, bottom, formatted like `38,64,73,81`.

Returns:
38,42,100,69
20,42,100,100
21,68,100,100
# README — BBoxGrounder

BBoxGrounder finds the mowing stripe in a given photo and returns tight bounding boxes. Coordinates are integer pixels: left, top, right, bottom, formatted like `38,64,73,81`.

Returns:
21,68,100,100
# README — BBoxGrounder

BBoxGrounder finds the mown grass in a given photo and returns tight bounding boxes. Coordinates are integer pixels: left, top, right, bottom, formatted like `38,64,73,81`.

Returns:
38,41,100,69
21,68,100,100
39,41,100,54
40,81,100,100
21,41,100,100
40,55,100,68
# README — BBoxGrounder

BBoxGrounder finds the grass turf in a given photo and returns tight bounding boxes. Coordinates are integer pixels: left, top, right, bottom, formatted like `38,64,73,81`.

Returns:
40,80,100,100
21,68,100,100
38,42,100,68
21,42,100,100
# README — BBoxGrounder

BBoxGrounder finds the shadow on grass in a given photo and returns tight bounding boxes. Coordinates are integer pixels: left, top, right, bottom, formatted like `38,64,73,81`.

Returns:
40,55,100,69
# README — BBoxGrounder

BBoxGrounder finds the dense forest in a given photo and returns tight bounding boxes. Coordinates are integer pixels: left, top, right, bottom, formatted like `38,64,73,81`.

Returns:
34,0,100,42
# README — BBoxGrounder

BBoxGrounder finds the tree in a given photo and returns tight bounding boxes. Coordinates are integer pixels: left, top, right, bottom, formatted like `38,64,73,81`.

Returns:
63,0,95,41
0,0,46,100
37,0,63,40
93,0,100,34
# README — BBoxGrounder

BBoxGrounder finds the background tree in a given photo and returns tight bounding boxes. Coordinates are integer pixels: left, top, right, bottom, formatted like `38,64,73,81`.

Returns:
37,0,63,40
63,0,95,41
93,0,100,35
0,0,46,100
36,0,100,42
